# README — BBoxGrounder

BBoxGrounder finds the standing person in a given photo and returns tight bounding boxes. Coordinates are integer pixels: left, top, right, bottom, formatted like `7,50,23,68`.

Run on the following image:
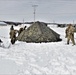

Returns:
65,24,75,45
9,26,18,44
9,30,18,44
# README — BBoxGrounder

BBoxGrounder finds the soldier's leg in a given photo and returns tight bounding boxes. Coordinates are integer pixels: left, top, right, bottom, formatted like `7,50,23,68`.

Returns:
71,37,75,45
67,38,70,44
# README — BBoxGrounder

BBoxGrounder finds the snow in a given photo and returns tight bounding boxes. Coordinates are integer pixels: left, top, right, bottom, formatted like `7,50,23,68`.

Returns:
0,25,76,75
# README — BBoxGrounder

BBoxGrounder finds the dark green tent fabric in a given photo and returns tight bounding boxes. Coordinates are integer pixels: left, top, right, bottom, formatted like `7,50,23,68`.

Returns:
17,21,62,43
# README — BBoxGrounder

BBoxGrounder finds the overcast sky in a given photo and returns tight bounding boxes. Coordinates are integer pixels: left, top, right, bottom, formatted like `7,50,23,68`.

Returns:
0,0,76,23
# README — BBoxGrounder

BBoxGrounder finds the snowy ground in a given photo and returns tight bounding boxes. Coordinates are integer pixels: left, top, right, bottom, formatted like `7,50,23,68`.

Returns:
0,25,76,75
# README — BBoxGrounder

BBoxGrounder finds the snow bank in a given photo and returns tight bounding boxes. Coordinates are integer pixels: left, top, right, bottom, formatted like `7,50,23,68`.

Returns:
0,25,76,75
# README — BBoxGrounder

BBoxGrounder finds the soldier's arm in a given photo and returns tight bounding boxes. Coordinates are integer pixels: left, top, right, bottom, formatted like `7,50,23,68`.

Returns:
73,27,75,32
65,28,68,38
9,31,11,35
65,28,68,33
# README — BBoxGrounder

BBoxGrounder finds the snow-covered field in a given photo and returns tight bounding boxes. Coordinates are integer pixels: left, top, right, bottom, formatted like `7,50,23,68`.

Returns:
0,25,76,75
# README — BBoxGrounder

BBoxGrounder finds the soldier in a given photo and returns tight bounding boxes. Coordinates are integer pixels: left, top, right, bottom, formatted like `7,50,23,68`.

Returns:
65,24,75,45
18,28,24,36
9,29,18,44
18,26,26,36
